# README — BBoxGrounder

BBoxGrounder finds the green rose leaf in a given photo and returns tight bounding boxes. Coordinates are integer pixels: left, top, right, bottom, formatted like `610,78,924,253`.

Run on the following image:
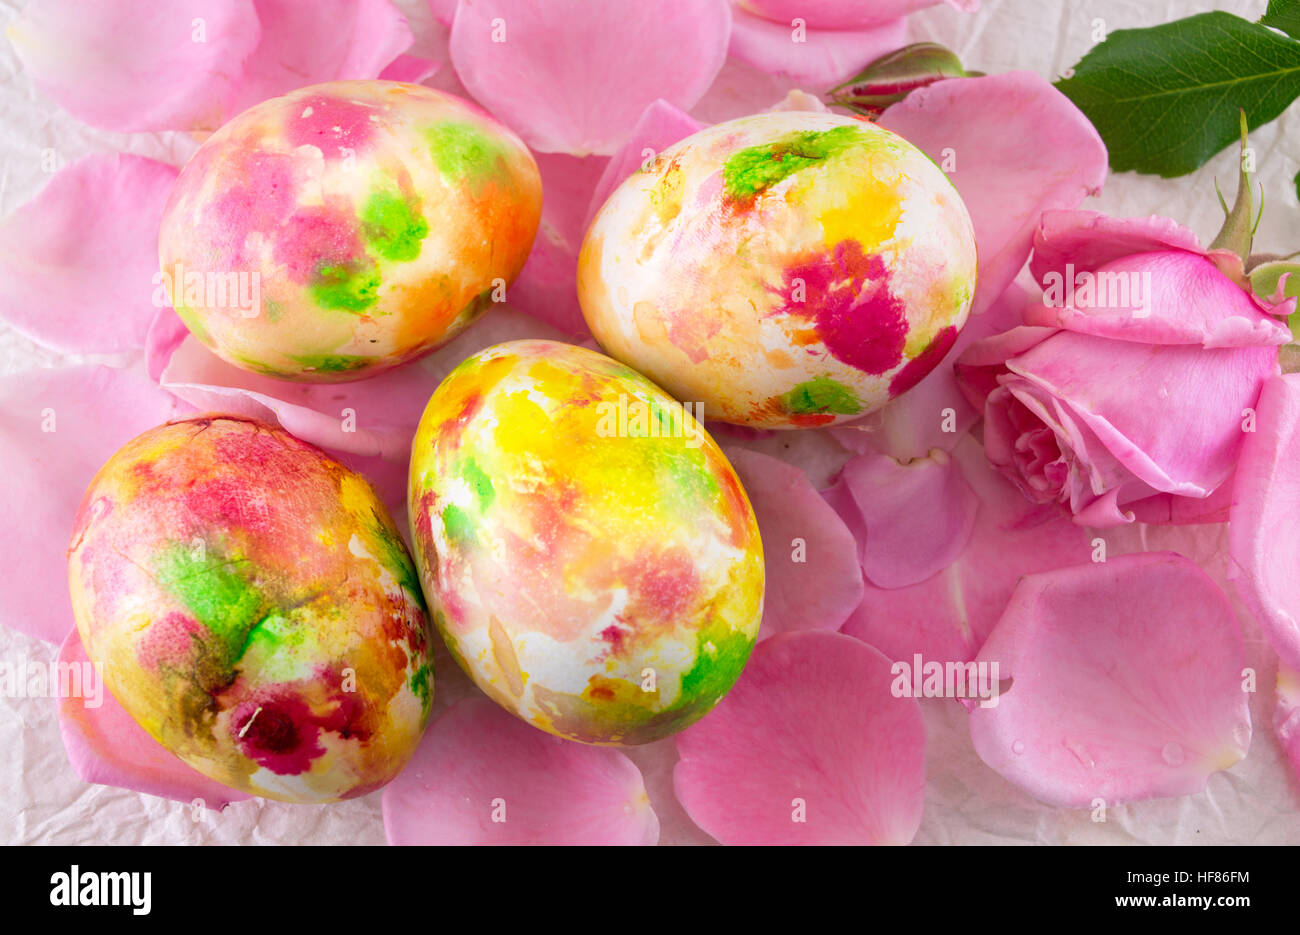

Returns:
1262,0,1300,41
1056,10,1300,177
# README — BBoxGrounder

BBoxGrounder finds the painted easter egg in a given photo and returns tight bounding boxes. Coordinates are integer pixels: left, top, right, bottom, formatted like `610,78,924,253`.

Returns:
67,416,433,802
158,80,542,381
408,340,765,745
577,111,977,428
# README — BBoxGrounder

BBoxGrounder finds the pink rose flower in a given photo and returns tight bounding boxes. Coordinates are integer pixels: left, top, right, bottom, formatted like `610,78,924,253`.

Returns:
955,210,1293,527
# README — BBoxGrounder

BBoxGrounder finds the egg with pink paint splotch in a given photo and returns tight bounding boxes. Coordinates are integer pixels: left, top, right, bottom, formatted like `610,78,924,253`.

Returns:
67,415,433,802
159,80,541,382
577,111,977,429
408,340,765,745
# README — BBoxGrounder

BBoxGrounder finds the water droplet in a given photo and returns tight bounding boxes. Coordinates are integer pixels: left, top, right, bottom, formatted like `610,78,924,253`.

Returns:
1011,740,1025,755
1161,742,1185,766
1064,739,1094,768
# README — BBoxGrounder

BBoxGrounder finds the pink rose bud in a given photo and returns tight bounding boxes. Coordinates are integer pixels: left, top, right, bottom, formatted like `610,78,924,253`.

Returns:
828,42,976,118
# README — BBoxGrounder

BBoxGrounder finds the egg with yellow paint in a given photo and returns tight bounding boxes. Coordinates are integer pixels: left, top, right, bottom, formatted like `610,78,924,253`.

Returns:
408,340,765,745
67,415,433,802
159,80,542,381
578,111,977,428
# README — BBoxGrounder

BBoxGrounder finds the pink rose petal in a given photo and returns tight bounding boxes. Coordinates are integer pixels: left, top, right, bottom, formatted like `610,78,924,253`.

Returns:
448,0,731,155
970,552,1251,808
1005,331,1274,500
691,57,803,124
725,448,863,639
1126,481,1234,526
535,153,608,248
159,337,435,460
728,5,908,87
880,73,1107,316
145,307,191,381
0,365,187,644
1024,250,1290,348
953,324,1056,379
9,0,260,132
428,0,457,27
9,0,417,133
508,231,592,338
159,307,563,459
1029,210,1205,283
1277,665,1300,788
673,631,926,845
830,449,979,588
707,421,777,442
737,0,971,29
510,153,607,337
1229,373,1300,672
231,0,415,116
57,629,248,809
587,99,703,228
378,54,441,84
0,154,179,355
821,476,866,544
382,697,659,845
840,434,1090,664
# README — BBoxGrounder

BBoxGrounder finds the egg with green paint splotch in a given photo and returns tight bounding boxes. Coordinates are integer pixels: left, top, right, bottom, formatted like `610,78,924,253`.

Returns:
67,416,433,802
158,80,542,382
578,111,977,428
408,340,765,745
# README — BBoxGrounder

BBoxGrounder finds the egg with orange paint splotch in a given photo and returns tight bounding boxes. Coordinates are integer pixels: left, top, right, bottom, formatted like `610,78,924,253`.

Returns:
577,111,977,429
67,416,433,802
408,340,765,745
159,80,541,382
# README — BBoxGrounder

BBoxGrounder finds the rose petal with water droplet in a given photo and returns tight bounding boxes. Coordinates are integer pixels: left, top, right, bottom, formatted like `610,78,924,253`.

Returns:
970,553,1250,807
674,631,925,844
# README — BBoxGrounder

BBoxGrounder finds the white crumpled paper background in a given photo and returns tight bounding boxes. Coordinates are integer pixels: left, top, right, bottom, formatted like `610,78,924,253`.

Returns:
2,0,1298,844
